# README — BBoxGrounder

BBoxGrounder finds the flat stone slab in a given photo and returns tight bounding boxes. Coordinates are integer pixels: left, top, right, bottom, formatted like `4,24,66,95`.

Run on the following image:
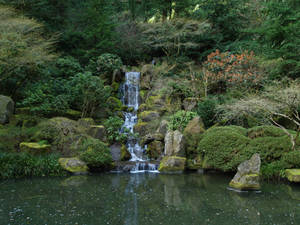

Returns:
20,142,51,155
286,169,300,182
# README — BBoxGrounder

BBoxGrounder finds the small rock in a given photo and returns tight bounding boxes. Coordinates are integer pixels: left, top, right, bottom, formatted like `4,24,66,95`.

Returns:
229,153,261,190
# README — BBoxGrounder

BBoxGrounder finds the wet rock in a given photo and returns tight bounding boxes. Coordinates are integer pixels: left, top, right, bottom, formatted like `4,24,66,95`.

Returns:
19,142,51,155
164,130,185,157
229,153,261,190
285,169,300,182
121,144,131,161
0,95,14,124
141,133,164,145
59,157,88,174
134,121,149,137
110,143,122,161
159,156,186,172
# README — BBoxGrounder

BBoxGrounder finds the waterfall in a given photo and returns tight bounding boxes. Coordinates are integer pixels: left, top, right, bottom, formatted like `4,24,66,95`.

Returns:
121,72,159,173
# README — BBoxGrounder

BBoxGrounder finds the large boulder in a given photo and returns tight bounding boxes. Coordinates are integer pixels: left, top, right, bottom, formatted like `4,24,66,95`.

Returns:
20,142,51,155
139,111,160,122
147,140,164,160
229,153,261,190
78,118,95,128
110,143,122,161
157,120,168,136
285,169,300,182
141,64,154,90
183,98,199,111
164,130,185,157
159,156,186,173
33,117,87,156
184,116,205,135
59,157,88,174
88,125,107,141
0,95,14,124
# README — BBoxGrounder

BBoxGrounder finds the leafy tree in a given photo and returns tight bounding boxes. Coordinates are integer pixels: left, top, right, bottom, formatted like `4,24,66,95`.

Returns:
256,0,300,78
141,19,210,58
0,6,56,97
70,72,111,117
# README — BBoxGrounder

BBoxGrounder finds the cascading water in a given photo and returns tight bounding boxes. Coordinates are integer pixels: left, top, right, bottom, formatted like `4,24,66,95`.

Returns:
121,72,159,173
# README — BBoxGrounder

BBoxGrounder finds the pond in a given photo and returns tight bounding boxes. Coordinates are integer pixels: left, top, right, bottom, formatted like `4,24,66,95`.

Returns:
1,173,300,225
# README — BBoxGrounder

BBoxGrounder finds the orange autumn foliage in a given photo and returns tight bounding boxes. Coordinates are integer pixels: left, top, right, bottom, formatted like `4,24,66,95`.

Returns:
203,50,263,90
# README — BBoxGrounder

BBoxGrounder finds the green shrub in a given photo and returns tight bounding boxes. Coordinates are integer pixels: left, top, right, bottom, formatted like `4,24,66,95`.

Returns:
196,97,219,128
104,116,127,144
168,82,193,101
20,78,70,116
282,151,300,168
261,161,286,180
0,125,39,152
97,53,123,79
247,126,289,139
79,139,112,170
198,126,251,171
0,152,66,179
55,56,83,78
168,110,197,132
244,136,293,164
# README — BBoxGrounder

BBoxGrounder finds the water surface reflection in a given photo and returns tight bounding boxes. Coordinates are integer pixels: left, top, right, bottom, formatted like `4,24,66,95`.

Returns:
1,173,300,224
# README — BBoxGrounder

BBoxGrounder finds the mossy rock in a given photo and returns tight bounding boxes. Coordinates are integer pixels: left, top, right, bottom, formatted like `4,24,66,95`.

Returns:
78,118,95,128
11,114,42,128
186,156,203,170
158,156,186,173
229,174,260,190
107,96,122,112
0,95,14,125
145,95,167,113
138,104,147,113
88,125,106,141
20,142,51,155
111,82,120,92
121,144,131,161
33,117,87,156
134,121,149,137
139,111,160,122
146,140,164,160
285,169,300,182
59,157,88,174
64,109,82,120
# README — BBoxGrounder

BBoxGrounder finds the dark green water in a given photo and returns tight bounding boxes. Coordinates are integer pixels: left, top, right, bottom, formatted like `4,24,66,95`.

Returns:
1,173,300,225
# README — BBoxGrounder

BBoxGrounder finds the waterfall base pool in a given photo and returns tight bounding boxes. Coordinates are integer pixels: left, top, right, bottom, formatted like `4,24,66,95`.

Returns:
1,173,300,225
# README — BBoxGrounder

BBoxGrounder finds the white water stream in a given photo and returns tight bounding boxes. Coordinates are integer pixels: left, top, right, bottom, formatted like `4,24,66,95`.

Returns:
121,72,159,173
